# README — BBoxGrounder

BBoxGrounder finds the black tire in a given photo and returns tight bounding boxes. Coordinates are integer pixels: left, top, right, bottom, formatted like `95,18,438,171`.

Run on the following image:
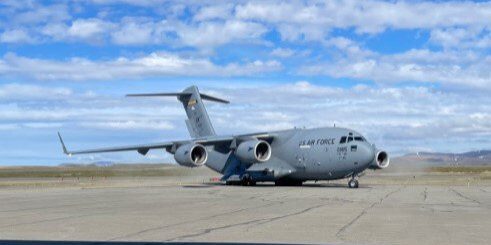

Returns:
348,179,359,188
241,174,254,186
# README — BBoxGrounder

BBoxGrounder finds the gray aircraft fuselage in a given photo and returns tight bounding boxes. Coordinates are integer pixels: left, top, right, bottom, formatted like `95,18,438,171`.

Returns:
59,85,388,188
205,127,385,186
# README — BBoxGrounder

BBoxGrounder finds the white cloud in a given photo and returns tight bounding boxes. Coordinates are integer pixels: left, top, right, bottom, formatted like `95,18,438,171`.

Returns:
0,83,73,100
0,123,19,130
270,48,295,58
0,52,282,80
89,0,169,7
236,1,491,34
299,48,491,89
2,1,490,53
80,120,174,130
194,4,234,21
23,122,63,129
176,20,268,48
10,3,71,25
67,19,113,41
0,29,34,43
430,28,491,49
110,20,157,45
40,23,69,40
39,19,115,43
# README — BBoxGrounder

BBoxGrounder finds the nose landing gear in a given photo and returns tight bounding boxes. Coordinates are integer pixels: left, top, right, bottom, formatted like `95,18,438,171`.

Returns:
348,178,359,188
348,173,360,188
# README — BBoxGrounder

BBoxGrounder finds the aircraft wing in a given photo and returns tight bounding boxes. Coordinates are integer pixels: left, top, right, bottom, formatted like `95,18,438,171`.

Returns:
57,132,275,156
57,132,177,156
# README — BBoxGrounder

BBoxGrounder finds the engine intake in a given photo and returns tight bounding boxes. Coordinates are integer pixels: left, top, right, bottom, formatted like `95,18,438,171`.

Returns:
369,150,390,169
174,144,208,167
236,140,272,164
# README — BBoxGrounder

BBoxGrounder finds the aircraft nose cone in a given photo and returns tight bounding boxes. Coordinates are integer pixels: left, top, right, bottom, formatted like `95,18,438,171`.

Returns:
358,143,376,166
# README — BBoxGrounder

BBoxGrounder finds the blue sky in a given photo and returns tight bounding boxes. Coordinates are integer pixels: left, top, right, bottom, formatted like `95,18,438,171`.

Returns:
0,0,490,165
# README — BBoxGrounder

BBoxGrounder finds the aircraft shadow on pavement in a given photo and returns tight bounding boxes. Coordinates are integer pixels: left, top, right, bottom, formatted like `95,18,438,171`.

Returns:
191,182,371,189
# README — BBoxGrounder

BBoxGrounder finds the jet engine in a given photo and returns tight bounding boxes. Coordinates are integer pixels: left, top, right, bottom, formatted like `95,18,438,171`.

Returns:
369,150,390,169
174,144,208,167
235,140,272,164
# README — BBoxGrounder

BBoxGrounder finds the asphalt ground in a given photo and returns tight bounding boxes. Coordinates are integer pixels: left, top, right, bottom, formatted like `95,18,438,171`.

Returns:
0,175,489,245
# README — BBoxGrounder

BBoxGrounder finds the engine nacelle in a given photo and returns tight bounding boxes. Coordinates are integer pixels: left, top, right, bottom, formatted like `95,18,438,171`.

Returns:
174,144,208,167
369,150,390,170
236,140,272,164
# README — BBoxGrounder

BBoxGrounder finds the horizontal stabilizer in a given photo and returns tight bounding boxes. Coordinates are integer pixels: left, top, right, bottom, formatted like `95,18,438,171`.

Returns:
198,93,229,104
126,92,229,104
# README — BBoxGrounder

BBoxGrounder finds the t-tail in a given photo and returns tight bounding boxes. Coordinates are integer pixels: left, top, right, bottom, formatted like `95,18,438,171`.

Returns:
127,86,229,138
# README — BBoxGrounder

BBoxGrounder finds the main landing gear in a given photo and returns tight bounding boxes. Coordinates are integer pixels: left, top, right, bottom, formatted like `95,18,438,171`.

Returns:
241,174,256,186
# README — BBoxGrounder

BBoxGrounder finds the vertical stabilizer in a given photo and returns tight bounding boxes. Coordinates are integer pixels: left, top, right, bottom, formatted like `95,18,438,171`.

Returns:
178,86,216,137
185,119,198,138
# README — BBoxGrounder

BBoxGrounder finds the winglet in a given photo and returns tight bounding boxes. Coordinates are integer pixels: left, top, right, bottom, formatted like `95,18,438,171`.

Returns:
57,132,71,156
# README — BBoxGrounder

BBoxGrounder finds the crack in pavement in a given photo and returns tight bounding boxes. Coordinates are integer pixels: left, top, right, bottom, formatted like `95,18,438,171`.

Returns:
0,198,124,213
336,185,405,239
109,188,294,240
0,211,115,229
320,197,355,204
423,187,428,202
245,203,330,232
108,200,284,241
166,203,328,241
449,188,481,205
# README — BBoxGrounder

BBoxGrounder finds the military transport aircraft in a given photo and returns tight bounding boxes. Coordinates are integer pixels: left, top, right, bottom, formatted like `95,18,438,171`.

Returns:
58,85,389,188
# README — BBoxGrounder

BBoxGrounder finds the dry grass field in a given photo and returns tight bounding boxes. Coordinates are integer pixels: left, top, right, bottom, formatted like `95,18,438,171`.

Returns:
0,163,490,187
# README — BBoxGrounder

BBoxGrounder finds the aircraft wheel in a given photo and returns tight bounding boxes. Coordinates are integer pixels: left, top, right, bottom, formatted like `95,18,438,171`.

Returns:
241,174,254,186
348,179,359,188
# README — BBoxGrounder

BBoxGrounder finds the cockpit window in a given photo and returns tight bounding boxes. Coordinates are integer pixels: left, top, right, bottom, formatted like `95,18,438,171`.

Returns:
340,136,347,144
340,134,365,144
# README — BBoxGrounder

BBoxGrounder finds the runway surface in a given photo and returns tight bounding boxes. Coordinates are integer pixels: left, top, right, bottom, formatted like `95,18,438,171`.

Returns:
0,176,490,245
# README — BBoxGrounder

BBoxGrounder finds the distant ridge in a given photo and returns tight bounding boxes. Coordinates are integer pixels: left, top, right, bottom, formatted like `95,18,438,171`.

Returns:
60,161,115,167
394,150,491,167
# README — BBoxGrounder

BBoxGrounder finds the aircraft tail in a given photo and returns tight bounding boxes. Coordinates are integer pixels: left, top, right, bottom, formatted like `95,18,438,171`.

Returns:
127,86,229,138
